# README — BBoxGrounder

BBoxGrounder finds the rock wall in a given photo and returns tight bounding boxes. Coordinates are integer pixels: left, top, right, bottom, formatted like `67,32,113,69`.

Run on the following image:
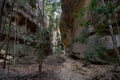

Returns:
59,0,120,60
59,0,91,58
0,0,52,60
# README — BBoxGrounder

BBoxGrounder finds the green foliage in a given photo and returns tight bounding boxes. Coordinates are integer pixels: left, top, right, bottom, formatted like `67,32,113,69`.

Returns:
37,28,50,45
84,36,109,61
91,3,117,16
73,29,89,44
16,0,29,5
16,0,36,8
44,0,62,54
73,7,88,19
96,25,106,36
90,0,96,8
80,20,91,28
55,44,63,54
108,57,120,65
29,0,36,8
76,1,120,65
45,0,61,29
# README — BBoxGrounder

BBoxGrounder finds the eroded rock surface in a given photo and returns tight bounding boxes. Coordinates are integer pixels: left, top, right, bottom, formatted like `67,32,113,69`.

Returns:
59,0,120,61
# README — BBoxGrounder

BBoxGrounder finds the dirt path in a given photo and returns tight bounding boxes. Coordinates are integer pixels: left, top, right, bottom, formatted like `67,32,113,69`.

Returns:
42,55,114,80
0,54,119,80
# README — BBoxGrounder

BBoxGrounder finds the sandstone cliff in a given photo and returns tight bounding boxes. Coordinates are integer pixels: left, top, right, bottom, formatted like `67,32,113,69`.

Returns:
59,0,120,62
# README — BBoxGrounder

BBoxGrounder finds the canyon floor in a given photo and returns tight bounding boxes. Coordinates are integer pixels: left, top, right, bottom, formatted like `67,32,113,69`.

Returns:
0,54,119,80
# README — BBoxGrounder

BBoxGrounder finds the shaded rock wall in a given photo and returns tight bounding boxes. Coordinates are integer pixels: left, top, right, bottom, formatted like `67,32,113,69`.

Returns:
0,0,52,59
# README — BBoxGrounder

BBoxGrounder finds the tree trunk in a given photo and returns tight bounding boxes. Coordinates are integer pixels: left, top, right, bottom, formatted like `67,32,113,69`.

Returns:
36,0,52,78
101,0,120,64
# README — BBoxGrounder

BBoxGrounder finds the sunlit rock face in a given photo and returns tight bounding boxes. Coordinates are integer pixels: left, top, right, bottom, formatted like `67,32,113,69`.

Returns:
59,0,91,58
60,0,120,60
